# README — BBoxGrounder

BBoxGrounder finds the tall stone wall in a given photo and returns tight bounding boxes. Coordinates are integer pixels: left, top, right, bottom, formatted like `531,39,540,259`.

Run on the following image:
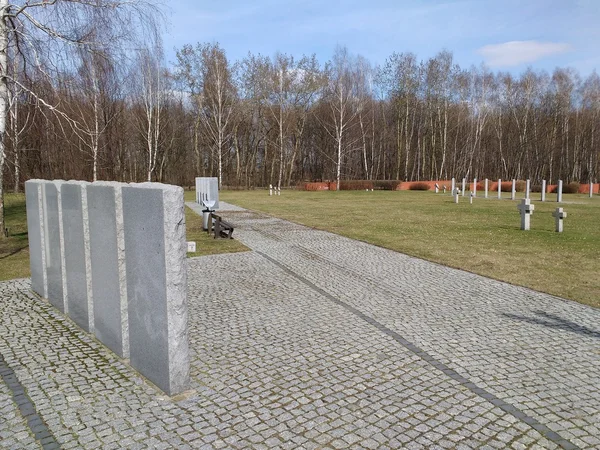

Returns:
25,180,189,396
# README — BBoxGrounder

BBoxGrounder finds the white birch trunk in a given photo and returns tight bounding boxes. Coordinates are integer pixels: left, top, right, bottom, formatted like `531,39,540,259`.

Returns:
0,0,8,235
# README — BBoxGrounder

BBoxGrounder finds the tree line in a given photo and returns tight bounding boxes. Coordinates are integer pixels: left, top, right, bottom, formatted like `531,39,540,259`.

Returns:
3,7,600,205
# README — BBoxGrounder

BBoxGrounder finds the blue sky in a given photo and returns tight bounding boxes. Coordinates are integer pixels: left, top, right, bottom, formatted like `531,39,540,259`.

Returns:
164,0,600,76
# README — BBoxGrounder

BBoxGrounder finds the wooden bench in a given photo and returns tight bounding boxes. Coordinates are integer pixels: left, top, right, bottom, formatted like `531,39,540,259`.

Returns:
208,213,234,239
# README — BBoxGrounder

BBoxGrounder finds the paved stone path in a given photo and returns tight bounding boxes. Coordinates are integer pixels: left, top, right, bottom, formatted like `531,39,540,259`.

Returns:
1,205,600,449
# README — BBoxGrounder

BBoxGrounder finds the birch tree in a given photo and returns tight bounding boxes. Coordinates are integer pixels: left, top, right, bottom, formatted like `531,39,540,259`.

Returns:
0,0,160,234
324,46,360,190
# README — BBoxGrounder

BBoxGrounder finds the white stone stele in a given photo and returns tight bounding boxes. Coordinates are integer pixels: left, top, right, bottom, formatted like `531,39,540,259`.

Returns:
511,179,516,201
553,207,567,233
461,178,466,196
484,179,489,198
61,181,94,333
122,182,189,396
590,182,594,198
43,180,68,313
269,184,272,196
541,180,546,202
469,192,474,204
473,178,477,197
525,179,530,199
497,179,502,199
87,181,128,359
25,180,47,298
451,178,456,194
557,180,563,203
517,198,535,231
435,183,439,193
453,188,460,203
195,177,219,209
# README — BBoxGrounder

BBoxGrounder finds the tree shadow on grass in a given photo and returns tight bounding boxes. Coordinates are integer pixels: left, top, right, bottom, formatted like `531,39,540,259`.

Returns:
502,310,600,339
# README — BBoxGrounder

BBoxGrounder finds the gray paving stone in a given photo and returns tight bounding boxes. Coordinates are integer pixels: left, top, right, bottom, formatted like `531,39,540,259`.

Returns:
2,204,599,448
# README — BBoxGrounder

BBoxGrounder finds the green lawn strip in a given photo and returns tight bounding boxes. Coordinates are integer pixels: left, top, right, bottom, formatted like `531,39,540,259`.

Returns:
185,205,249,257
0,192,248,282
0,194,30,281
220,189,600,308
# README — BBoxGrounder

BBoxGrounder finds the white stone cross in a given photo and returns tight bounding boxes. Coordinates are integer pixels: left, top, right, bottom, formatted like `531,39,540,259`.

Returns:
469,192,474,204
517,199,535,230
552,207,567,233
453,188,460,203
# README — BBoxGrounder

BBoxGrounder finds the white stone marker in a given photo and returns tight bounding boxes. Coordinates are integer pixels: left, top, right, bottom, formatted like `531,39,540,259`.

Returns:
511,179,516,200
461,178,466,196
435,183,439,193
269,184,272,196
473,178,477,197
557,180,563,202
484,179,489,198
451,178,456,194
443,185,447,194
525,179,530,199
453,188,460,203
552,207,567,233
43,180,67,313
590,182,594,198
498,179,502,199
122,183,189,396
517,199,535,230
541,180,546,202
469,192,474,204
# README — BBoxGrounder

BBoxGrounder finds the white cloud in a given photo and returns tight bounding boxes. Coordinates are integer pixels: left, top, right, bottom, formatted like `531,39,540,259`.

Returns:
477,41,572,67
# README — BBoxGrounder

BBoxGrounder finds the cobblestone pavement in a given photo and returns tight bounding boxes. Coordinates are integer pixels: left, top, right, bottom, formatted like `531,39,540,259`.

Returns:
1,206,599,449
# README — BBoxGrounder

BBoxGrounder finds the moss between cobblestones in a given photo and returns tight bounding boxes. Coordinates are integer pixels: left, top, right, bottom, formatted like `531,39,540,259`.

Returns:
219,189,600,309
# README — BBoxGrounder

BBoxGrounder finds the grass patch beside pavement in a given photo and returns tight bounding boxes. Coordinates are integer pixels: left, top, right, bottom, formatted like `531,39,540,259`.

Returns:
0,194,30,281
220,189,600,309
185,205,248,257
0,192,248,282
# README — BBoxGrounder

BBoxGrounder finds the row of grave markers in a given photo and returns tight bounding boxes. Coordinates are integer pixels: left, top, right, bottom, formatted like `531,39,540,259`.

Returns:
446,178,595,202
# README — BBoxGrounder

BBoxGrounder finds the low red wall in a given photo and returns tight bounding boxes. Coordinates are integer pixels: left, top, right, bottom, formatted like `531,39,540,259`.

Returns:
299,180,599,194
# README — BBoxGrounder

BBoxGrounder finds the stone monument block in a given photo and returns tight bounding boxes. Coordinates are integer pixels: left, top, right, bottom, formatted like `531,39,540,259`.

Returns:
122,183,189,396
87,183,127,358
557,180,563,203
25,180,47,298
43,181,66,312
61,182,93,332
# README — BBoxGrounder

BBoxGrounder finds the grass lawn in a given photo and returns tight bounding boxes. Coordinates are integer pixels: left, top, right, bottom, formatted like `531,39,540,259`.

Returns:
0,194,30,280
0,192,248,282
220,189,600,309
